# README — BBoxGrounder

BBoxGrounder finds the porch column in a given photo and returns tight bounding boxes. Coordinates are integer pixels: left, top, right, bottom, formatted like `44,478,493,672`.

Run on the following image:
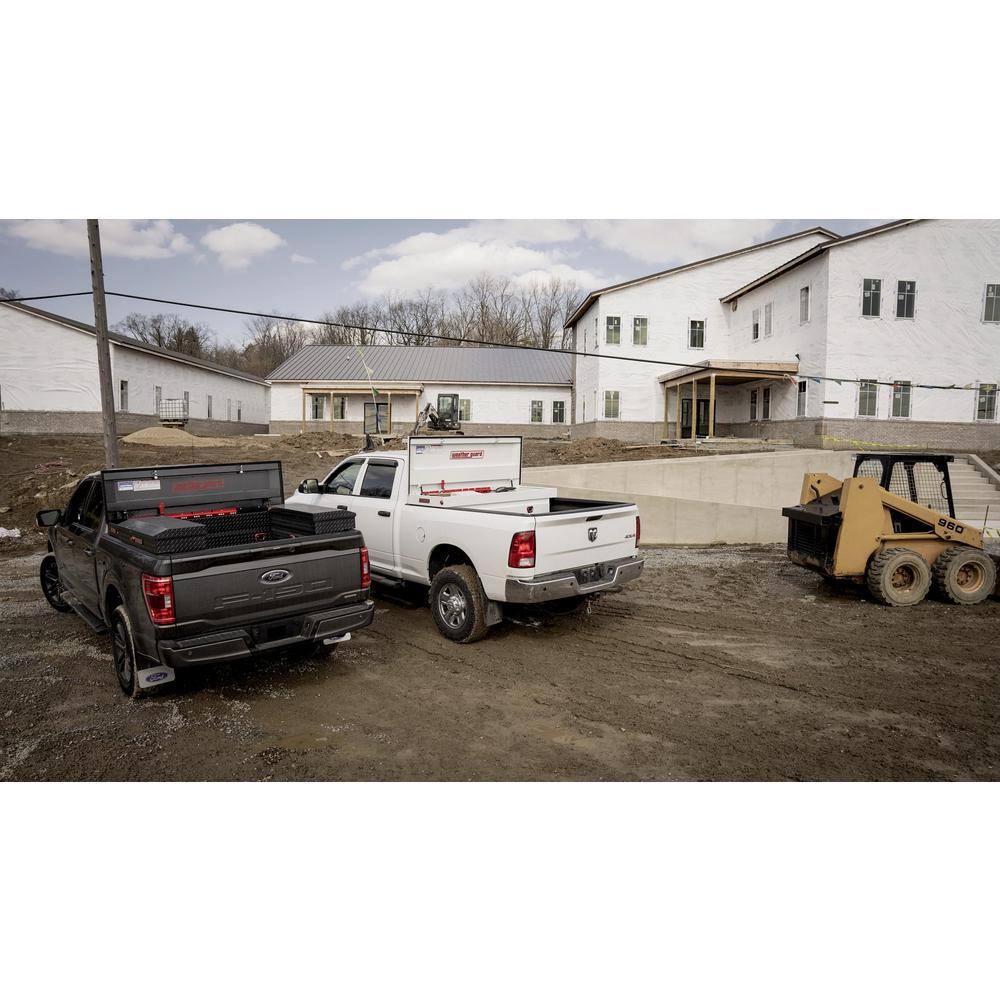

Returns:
690,377,697,440
674,384,681,441
708,373,717,438
329,392,335,430
300,388,306,434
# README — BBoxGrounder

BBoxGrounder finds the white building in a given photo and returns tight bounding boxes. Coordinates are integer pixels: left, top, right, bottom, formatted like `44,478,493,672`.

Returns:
0,301,270,434
567,220,1000,450
268,344,572,437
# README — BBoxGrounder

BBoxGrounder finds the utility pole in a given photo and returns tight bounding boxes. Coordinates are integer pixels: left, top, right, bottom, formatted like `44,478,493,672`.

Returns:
87,219,119,467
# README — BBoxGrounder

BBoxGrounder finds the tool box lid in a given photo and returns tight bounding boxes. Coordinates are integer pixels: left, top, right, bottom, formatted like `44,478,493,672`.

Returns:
407,436,522,495
101,461,284,515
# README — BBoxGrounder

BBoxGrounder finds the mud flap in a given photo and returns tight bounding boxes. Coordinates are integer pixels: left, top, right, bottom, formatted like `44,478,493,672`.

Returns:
485,601,503,627
136,665,177,690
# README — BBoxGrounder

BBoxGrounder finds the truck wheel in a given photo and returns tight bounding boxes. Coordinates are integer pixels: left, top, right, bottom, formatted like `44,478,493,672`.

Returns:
39,554,71,612
110,605,145,699
932,547,996,605
430,564,490,643
866,547,931,607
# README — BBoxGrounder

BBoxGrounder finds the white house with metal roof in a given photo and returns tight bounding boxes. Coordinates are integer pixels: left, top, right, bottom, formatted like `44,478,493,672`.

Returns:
267,344,573,437
566,219,1000,450
0,301,270,435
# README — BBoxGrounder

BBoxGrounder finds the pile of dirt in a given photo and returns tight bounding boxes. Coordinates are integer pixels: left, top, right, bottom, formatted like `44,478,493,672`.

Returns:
120,426,256,448
278,431,370,453
523,438,698,467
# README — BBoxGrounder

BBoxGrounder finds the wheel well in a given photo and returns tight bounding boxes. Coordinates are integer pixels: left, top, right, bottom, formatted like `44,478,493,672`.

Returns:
104,585,124,621
428,544,473,579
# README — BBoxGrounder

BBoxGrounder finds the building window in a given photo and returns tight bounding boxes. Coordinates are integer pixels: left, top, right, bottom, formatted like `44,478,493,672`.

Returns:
154,385,162,414
206,394,213,419
752,308,760,341
183,390,189,413
688,319,705,349
896,280,916,319
459,398,472,422
632,317,647,346
762,387,771,420
862,278,882,317
332,396,346,420
858,380,878,417
530,400,543,423
976,383,998,421
606,316,621,345
984,284,1000,323
764,302,773,337
227,399,232,421
552,400,565,423
237,400,243,422
891,380,911,418
749,389,758,421
119,380,128,412
797,380,807,417
603,391,620,419
309,394,326,420
799,286,810,323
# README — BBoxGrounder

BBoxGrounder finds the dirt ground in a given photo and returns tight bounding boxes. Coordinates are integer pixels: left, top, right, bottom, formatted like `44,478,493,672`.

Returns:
2,432,998,781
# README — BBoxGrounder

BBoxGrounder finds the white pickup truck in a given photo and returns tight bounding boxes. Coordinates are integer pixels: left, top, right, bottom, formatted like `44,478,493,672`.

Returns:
289,436,643,642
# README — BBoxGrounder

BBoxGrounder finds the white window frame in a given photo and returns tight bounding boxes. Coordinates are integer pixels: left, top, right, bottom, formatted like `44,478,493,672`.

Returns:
236,400,243,422
551,400,565,424
226,399,232,421
857,379,878,418
309,393,327,421
799,286,811,324
975,382,998,422
206,394,213,420
890,380,912,420
459,398,472,422
530,399,544,423
895,280,917,320
749,388,758,421
688,318,706,350
632,316,648,346
983,283,1000,324
751,308,760,342
764,302,773,337
119,380,128,412
862,278,882,318
762,387,771,421
603,390,620,420
605,316,621,345
797,380,807,417
332,395,347,420
154,385,162,414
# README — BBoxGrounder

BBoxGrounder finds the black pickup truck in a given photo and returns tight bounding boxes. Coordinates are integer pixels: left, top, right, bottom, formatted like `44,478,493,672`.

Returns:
36,461,374,697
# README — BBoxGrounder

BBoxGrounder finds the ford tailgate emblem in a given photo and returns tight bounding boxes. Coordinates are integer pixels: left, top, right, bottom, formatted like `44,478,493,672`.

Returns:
260,569,292,584
588,527,598,542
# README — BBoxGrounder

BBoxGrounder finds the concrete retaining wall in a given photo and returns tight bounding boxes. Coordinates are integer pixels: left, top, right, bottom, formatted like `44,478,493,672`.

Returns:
0,410,268,437
524,449,857,544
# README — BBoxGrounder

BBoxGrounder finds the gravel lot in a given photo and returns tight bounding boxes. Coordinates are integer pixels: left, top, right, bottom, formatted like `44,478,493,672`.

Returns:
2,543,997,781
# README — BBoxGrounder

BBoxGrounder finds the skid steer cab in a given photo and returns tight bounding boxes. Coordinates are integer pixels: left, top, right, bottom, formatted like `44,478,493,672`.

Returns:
783,453,997,607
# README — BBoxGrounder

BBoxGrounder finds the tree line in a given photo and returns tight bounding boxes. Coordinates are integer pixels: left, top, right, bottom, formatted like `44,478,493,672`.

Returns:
110,275,585,378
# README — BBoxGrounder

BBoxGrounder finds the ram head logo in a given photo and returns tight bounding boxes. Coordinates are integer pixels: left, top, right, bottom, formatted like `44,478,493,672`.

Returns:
260,569,292,585
587,527,599,542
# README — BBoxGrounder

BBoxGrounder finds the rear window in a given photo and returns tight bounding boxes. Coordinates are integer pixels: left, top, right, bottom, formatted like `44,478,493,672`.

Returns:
360,462,396,499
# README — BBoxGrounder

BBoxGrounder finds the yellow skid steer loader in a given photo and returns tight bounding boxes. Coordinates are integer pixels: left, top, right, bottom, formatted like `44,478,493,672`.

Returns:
783,454,997,607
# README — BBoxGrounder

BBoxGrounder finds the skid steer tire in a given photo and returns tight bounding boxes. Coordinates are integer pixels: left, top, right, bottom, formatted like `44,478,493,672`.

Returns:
932,547,996,605
866,547,931,607
430,564,490,643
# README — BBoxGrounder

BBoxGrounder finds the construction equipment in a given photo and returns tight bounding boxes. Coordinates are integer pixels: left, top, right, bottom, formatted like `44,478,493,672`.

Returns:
783,453,997,607
411,395,464,436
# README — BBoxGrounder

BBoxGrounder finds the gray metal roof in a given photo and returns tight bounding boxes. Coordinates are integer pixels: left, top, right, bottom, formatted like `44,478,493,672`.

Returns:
267,344,573,384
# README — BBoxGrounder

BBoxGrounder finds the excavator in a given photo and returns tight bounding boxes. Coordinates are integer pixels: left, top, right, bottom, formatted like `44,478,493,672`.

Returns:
411,394,464,436
783,453,997,607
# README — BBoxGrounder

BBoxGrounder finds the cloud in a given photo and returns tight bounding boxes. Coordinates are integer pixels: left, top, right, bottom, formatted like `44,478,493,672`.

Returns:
5,219,193,259
582,220,781,265
200,222,285,270
290,253,315,264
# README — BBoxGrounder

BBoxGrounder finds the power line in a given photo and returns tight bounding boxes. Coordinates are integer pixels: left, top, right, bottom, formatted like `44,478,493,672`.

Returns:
1,290,992,392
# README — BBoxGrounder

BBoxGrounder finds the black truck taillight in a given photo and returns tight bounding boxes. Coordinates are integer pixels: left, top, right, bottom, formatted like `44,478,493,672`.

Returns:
141,574,175,625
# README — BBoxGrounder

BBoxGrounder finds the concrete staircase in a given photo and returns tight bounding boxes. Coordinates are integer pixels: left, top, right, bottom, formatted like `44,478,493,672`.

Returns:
951,456,1000,533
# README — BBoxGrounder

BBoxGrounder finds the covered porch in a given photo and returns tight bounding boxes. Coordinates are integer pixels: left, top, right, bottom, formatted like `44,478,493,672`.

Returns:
658,360,798,440
299,381,423,435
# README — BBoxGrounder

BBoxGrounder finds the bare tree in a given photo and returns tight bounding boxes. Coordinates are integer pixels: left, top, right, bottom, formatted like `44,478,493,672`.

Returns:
519,276,582,350
113,312,214,357
240,314,312,376
313,303,386,346
0,286,20,301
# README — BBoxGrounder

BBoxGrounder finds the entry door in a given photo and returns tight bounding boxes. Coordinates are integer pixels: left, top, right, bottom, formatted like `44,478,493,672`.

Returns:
364,401,389,434
680,399,711,438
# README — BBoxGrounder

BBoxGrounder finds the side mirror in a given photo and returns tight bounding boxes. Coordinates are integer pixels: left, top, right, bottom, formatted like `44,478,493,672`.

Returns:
36,509,62,528
298,478,320,494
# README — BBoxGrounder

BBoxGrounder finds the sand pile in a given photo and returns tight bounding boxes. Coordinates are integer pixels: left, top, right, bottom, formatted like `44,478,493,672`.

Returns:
121,426,247,448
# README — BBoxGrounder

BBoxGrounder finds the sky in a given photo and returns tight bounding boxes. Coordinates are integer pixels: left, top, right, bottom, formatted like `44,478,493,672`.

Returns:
0,219,882,345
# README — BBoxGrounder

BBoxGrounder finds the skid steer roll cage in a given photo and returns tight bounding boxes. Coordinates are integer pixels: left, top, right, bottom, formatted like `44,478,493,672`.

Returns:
851,453,956,520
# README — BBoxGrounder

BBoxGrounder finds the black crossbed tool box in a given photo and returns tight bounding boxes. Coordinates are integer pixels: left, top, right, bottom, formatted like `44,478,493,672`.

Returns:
108,515,209,555
269,502,356,538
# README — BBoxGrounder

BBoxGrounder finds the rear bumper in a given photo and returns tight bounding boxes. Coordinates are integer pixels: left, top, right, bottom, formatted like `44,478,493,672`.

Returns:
504,556,644,603
157,600,375,669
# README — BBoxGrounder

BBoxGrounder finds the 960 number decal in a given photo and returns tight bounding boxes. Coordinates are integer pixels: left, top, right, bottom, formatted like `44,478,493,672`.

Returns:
937,518,965,534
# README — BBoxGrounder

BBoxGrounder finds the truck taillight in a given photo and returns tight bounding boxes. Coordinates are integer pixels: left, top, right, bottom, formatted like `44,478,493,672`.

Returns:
508,530,536,569
360,546,371,589
141,574,175,625
636,515,641,546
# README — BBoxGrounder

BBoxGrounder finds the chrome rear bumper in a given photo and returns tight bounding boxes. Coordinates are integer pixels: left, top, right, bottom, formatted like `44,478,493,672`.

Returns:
504,556,644,604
